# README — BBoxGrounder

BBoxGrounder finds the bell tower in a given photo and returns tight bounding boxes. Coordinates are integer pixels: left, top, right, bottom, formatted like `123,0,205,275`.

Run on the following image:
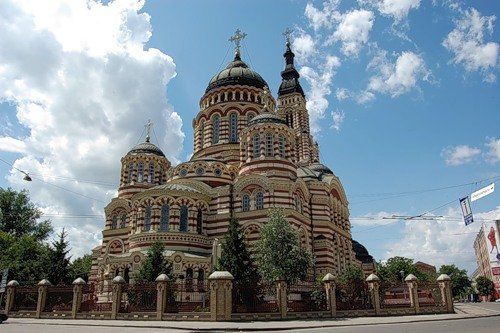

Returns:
276,28,313,165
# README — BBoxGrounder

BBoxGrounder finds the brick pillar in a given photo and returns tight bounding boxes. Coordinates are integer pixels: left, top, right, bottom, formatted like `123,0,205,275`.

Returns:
36,279,51,318
405,274,419,314
4,280,19,315
276,279,287,319
208,271,233,321
156,273,169,320
437,274,454,313
322,273,336,317
111,276,125,319
366,273,381,315
71,278,86,319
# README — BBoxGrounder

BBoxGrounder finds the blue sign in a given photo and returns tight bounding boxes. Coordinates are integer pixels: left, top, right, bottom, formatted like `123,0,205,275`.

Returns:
459,196,474,226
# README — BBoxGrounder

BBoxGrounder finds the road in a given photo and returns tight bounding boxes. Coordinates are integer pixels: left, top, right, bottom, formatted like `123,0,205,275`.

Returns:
1,316,499,333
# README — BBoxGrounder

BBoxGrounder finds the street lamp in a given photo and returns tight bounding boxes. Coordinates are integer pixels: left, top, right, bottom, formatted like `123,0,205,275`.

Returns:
400,270,407,302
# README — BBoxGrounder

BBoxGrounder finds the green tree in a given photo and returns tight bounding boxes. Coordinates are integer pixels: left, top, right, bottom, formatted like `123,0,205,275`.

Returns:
47,228,72,285
475,276,494,297
0,188,52,240
376,256,430,283
438,264,471,298
69,254,93,282
218,217,259,283
255,209,313,285
135,241,173,283
336,264,368,306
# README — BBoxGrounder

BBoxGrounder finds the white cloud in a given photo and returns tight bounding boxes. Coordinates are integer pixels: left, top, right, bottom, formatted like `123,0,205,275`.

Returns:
299,55,341,134
386,206,500,273
292,33,316,63
360,0,421,22
442,8,499,82
305,0,340,31
360,49,431,102
331,110,345,131
335,88,349,101
0,0,184,258
441,145,481,166
329,9,375,57
0,136,26,153
485,137,500,164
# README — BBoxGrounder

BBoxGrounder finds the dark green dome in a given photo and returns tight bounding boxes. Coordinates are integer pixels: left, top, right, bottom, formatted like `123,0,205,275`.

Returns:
127,139,165,157
206,52,267,93
249,112,286,126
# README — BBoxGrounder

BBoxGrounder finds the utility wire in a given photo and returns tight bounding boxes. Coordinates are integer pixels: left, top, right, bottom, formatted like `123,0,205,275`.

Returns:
217,44,231,72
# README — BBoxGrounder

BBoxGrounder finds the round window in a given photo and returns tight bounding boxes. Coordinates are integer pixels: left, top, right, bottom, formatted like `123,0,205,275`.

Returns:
179,169,188,177
195,167,205,176
214,168,222,176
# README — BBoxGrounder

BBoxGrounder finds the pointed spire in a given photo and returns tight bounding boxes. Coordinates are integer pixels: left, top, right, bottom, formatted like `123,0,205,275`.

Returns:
144,119,152,142
278,28,304,98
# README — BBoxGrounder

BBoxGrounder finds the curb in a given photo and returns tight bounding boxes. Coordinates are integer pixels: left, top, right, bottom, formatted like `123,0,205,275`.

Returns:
5,313,500,331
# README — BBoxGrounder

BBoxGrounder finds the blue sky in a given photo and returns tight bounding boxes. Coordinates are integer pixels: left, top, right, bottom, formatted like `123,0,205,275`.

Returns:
0,0,499,273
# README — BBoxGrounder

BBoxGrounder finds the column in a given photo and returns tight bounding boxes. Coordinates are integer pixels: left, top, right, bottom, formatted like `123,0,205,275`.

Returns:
437,274,454,313
322,273,336,317
276,279,287,319
208,271,233,321
156,273,169,320
405,274,419,314
366,274,381,315
111,276,125,319
72,278,86,318
4,280,19,315
36,279,51,318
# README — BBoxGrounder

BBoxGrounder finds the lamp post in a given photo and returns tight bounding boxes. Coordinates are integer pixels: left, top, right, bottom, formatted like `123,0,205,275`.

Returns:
400,270,406,302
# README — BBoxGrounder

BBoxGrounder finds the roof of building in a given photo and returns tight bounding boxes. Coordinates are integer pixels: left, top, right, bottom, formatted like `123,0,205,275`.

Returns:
249,112,287,126
152,183,201,194
205,51,268,93
127,138,165,157
352,239,375,264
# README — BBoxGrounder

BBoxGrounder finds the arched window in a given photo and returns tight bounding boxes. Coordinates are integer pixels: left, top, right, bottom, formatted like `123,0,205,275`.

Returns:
198,269,205,290
115,267,120,277
253,134,260,158
212,115,220,144
186,268,193,291
111,216,118,229
286,111,294,128
179,205,188,232
148,162,154,183
120,214,127,228
265,133,273,157
229,113,238,143
137,162,144,182
278,135,286,157
127,163,134,183
160,204,169,231
124,267,130,283
199,120,205,148
255,192,264,210
143,205,152,231
242,194,250,212
196,209,203,234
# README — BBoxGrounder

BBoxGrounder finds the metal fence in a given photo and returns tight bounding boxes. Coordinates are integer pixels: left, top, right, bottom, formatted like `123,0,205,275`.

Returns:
121,283,157,313
165,282,209,313
232,282,279,313
336,281,373,310
288,282,327,312
379,282,412,308
45,285,73,312
417,282,445,307
11,286,38,311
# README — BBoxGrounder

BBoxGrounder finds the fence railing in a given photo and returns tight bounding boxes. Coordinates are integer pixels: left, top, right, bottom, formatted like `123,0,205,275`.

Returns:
11,286,38,311
287,282,326,312
336,282,373,310
417,282,445,308
166,282,210,313
45,285,73,312
122,283,157,313
232,282,278,313
379,282,412,308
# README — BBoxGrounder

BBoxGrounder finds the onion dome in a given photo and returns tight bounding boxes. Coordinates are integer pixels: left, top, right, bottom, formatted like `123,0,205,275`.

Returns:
205,51,267,93
127,136,165,157
249,112,286,126
352,240,374,264
278,41,305,97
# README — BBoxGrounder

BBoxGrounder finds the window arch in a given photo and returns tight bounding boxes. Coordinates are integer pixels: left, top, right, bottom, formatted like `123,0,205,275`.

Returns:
196,209,203,234
143,205,152,231
198,269,205,290
179,205,188,232
127,163,134,183
255,192,264,210
242,194,250,212
148,162,154,183
111,216,118,229
278,135,286,157
186,268,194,291
124,267,130,283
160,204,169,231
212,115,220,144
229,113,238,143
199,120,205,148
253,134,260,158
120,214,127,228
137,162,144,182
265,133,273,157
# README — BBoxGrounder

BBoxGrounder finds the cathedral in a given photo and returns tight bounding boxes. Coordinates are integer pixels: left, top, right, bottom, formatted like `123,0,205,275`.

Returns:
90,30,374,287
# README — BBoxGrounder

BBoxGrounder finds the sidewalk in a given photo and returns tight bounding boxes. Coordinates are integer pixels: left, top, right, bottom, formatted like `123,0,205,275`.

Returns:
5,305,500,331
